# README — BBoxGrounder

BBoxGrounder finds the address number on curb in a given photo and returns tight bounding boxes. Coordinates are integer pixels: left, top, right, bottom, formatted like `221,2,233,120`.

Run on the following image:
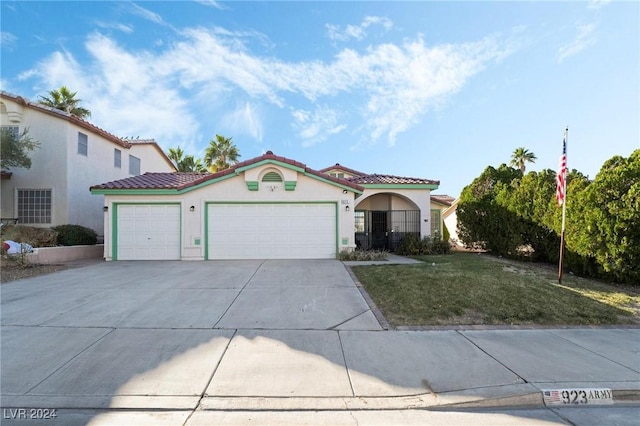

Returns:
542,388,614,406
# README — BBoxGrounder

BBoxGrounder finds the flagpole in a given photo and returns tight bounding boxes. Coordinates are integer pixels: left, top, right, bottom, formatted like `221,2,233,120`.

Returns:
558,127,568,284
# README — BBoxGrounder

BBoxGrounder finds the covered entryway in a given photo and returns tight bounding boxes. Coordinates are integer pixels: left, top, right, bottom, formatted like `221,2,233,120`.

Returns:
207,203,337,259
116,204,180,260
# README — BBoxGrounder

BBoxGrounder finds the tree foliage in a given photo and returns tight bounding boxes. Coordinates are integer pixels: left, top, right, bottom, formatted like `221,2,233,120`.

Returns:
204,135,240,172
1,127,40,170
457,150,639,284
38,86,91,119
167,146,207,172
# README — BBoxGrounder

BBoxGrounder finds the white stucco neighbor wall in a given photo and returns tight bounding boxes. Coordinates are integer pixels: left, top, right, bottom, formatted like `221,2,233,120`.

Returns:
129,144,175,173
444,205,461,246
1,100,69,225
1,95,175,236
100,164,357,261
355,188,432,237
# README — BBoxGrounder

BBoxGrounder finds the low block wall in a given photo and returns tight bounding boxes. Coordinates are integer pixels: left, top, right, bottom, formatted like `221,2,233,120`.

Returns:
27,244,104,264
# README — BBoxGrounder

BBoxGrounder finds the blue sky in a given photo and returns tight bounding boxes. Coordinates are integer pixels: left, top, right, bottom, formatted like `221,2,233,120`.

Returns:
1,1,638,196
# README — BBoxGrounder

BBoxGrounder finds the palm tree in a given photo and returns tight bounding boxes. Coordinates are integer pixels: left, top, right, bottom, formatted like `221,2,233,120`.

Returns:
510,147,537,173
38,86,91,119
181,155,207,172
167,146,207,172
204,135,240,172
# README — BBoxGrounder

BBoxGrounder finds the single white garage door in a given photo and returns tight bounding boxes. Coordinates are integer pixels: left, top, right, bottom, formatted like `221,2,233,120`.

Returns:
117,204,180,260
207,203,336,259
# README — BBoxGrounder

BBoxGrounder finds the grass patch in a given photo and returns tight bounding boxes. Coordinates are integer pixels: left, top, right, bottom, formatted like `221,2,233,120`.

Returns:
351,252,639,326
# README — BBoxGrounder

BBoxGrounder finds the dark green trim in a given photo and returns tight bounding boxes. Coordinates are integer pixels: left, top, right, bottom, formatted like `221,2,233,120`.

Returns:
204,201,339,260
284,181,297,191
246,181,259,191
112,202,182,261
362,183,439,190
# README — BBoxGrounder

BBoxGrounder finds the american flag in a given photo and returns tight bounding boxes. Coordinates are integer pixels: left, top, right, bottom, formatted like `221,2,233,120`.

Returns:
544,390,562,403
556,132,567,207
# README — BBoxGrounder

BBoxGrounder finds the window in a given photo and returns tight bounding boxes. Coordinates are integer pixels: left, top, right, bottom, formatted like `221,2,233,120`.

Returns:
114,149,121,168
17,189,52,224
430,210,441,238
129,155,140,175
354,211,365,233
78,132,88,156
330,172,345,179
1,125,19,139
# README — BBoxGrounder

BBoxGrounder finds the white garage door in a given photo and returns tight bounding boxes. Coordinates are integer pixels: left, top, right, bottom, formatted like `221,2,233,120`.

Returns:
207,203,336,259
117,204,180,260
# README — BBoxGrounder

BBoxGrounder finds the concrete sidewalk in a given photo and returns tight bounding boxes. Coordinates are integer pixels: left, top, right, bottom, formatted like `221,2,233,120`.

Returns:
1,259,639,425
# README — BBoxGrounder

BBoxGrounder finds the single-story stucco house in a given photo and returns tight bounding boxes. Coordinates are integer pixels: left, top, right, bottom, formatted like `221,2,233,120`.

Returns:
90,152,441,260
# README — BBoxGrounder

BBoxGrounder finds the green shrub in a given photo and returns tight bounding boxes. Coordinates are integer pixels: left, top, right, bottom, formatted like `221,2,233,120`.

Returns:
397,234,451,256
338,249,389,261
0,225,57,247
51,224,97,246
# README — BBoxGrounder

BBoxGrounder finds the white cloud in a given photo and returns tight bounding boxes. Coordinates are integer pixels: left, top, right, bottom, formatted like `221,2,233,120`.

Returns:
220,102,264,142
1,32,17,48
588,0,612,10
94,21,134,34
128,3,169,27
291,106,347,147
558,23,596,63
18,24,512,150
194,0,225,10
326,16,393,42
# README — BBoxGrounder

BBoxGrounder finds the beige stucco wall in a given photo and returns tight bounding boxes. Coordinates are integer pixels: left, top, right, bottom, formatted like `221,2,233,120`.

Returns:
1,97,175,236
100,164,356,261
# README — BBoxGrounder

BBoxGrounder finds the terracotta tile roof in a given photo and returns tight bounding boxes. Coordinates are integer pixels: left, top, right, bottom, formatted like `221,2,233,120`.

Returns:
91,172,211,190
430,194,456,206
347,174,439,186
318,163,366,177
91,151,364,192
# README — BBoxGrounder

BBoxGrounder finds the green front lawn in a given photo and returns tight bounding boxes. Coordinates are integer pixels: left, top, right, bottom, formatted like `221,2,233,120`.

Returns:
351,252,639,326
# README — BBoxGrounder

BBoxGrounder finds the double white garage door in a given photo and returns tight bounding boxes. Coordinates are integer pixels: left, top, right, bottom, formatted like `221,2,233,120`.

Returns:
116,203,336,260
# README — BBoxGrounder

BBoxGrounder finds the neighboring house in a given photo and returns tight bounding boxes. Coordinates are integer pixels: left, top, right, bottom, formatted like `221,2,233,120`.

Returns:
0,91,176,236
430,194,456,240
89,155,442,261
319,164,440,252
442,197,461,246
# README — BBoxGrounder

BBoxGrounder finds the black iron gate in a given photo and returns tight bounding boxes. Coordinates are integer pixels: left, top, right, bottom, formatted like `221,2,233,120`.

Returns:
355,210,420,252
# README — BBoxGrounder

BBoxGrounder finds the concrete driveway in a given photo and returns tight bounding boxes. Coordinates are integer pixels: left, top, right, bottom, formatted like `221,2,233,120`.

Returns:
2,260,639,425
1,259,380,330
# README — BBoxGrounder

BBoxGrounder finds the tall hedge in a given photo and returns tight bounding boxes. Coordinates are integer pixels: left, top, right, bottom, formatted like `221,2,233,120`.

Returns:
457,150,639,284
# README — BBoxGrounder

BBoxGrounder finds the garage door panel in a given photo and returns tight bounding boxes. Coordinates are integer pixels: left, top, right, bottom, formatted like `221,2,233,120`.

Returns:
208,203,336,259
117,204,181,260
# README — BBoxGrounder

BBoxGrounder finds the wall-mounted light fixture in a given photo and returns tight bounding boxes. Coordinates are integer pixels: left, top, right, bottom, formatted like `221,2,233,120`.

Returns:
343,189,348,194
345,205,350,212
190,205,195,212
103,206,109,212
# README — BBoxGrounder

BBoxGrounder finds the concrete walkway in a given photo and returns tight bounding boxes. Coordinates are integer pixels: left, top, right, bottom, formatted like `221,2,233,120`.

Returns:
1,259,639,425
